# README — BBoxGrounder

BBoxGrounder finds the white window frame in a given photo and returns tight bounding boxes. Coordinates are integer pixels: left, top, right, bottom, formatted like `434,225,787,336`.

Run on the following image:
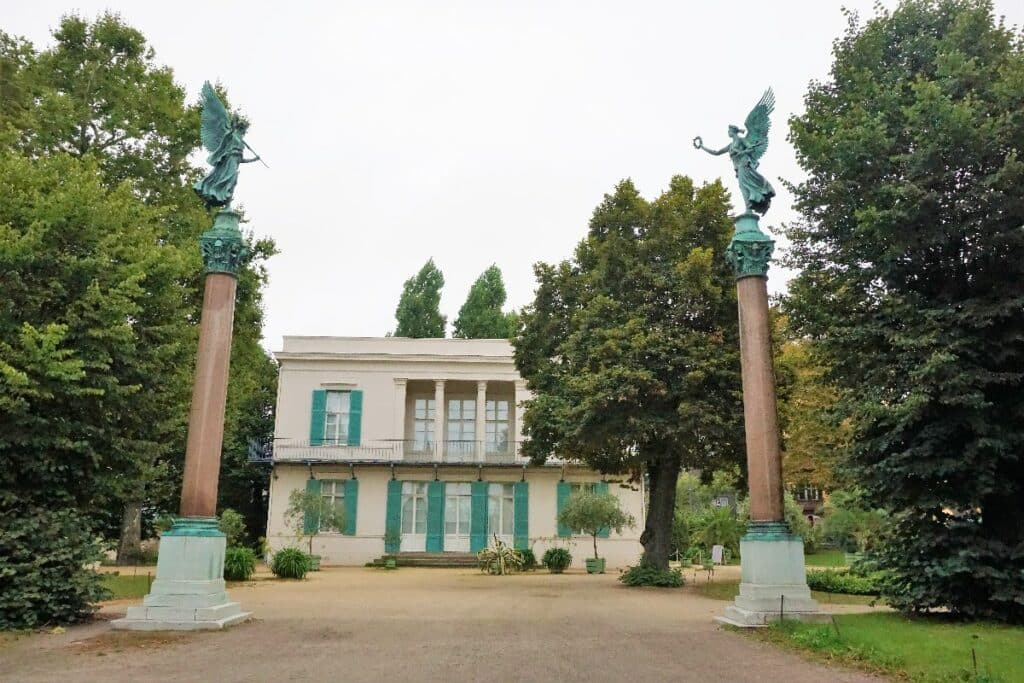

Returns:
485,399,510,455
488,483,515,538
401,482,428,535
568,482,596,536
320,479,345,533
324,391,350,444
447,399,476,453
412,398,435,453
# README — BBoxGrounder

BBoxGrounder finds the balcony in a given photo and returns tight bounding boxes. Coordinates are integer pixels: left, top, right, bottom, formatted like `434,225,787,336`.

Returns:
250,438,524,465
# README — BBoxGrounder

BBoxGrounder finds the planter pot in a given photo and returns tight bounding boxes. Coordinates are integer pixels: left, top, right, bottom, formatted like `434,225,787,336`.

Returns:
586,557,606,574
308,554,322,571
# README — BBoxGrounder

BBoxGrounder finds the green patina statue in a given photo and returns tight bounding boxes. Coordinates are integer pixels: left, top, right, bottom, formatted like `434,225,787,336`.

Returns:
194,81,265,209
694,88,776,216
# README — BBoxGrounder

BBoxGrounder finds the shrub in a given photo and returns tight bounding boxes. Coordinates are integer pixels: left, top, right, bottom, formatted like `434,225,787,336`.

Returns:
0,507,108,629
806,569,881,596
542,547,572,573
557,490,635,559
224,547,257,581
271,548,311,579
218,508,247,548
518,548,537,569
477,537,523,575
619,564,684,587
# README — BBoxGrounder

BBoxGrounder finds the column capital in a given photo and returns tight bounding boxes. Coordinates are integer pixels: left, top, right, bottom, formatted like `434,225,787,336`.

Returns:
514,379,528,392
726,212,774,281
434,379,447,387
476,380,488,391
394,378,408,387
200,209,249,277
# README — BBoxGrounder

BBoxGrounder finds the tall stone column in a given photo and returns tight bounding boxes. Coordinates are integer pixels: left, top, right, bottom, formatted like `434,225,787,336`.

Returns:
475,381,487,462
716,213,824,628
394,378,408,459
113,209,251,631
433,380,446,462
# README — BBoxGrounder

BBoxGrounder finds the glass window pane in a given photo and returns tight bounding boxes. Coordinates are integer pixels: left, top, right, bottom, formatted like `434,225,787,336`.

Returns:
448,400,460,419
401,497,413,533
415,500,426,533
503,498,514,535
460,497,471,534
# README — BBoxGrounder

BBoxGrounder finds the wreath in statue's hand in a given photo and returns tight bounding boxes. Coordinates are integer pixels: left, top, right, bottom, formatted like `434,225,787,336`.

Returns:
692,136,703,149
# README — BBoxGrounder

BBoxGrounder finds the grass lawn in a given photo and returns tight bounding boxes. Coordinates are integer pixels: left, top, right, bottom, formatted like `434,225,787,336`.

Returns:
756,612,1024,683
804,549,847,567
695,579,878,606
100,573,152,600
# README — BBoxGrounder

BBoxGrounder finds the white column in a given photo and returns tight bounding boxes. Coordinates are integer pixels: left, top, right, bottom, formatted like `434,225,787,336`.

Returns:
514,380,530,460
393,378,407,460
475,381,487,462
434,380,446,462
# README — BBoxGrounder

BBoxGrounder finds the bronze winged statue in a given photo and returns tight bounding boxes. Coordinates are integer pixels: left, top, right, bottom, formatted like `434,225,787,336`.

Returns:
694,89,776,215
193,81,265,208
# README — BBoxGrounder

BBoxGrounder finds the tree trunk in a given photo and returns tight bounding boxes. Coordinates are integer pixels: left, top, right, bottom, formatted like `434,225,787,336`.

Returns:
116,500,143,565
640,453,682,570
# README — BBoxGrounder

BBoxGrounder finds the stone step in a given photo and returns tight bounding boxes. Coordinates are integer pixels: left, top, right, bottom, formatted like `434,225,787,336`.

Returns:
369,552,479,568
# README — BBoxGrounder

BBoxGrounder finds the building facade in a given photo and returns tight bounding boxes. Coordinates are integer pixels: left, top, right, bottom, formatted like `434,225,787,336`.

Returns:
263,337,646,568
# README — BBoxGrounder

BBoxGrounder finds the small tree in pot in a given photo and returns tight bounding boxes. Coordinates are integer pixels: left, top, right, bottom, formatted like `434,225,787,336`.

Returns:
557,490,635,573
284,487,346,571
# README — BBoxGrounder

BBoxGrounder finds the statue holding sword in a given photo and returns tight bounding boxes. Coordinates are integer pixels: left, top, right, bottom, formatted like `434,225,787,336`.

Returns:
193,81,268,208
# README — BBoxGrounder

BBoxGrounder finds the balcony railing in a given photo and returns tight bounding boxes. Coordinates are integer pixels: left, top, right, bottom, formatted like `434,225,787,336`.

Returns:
251,438,523,465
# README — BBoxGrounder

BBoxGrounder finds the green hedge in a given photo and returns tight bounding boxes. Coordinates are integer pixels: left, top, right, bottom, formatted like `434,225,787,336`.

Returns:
619,564,684,587
806,569,881,596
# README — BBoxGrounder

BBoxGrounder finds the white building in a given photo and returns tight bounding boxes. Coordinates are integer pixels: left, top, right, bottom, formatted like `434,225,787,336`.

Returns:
263,336,645,569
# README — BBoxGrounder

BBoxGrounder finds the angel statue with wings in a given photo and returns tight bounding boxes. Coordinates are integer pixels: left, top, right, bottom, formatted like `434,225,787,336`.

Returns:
693,89,776,216
193,81,265,208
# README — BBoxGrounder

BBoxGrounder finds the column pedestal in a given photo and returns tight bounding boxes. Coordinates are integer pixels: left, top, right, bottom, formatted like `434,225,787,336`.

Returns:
715,213,825,628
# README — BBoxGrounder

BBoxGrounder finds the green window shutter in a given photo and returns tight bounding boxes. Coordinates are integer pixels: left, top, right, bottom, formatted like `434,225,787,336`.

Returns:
513,481,529,550
385,479,402,553
343,479,359,535
309,390,327,446
595,481,611,538
470,481,489,552
347,390,363,446
303,478,322,534
426,481,445,552
556,481,571,538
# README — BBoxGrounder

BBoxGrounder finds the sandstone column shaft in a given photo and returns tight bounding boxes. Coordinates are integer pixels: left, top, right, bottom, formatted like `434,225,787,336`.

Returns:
736,275,784,522
179,273,238,517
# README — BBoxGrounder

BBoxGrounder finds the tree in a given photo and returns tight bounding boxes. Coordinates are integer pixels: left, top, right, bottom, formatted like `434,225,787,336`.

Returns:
394,259,446,337
453,265,517,339
785,0,1024,621
514,177,744,570
284,487,346,555
557,490,635,560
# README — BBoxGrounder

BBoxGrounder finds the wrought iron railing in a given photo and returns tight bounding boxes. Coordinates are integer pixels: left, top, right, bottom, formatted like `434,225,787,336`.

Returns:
250,438,523,464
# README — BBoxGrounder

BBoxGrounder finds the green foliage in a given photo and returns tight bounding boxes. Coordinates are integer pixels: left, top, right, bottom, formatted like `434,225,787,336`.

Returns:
218,508,247,548
284,487,346,552
690,506,745,557
822,490,886,553
805,569,882,596
394,259,446,337
223,547,257,581
0,507,108,628
618,564,684,587
674,467,744,557
541,547,572,573
453,265,517,339
557,490,636,559
270,548,310,580
785,0,1024,621
514,177,744,569
517,548,537,569
476,536,524,575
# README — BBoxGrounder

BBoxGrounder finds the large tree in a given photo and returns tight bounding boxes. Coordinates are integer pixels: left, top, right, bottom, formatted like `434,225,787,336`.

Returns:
514,177,744,569
785,0,1024,621
394,258,447,337
453,265,517,339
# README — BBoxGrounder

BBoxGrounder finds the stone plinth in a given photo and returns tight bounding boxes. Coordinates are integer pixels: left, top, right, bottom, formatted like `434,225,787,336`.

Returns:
112,518,249,631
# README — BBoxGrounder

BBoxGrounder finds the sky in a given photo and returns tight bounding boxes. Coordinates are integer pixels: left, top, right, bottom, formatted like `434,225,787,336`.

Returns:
7,1,1024,350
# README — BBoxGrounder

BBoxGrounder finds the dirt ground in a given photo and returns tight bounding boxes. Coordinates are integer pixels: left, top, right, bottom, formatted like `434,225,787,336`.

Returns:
0,566,885,683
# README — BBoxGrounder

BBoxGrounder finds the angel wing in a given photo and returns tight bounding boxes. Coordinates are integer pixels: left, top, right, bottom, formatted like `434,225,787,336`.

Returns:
199,81,231,153
743,88,775,162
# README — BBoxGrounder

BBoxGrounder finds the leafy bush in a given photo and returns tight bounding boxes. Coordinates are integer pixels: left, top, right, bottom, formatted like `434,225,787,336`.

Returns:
0,507,108,628
619,564,684,587
477,537,523,575
218,508,247,548
557,490,636,559
518,548,537,569
153,513,176,536
224,547,257,581
542,547,572,573
271,548,311,579
806,569,881,596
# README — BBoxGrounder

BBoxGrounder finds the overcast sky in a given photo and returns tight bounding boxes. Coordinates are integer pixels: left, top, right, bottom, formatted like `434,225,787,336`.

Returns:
8,1,1024,350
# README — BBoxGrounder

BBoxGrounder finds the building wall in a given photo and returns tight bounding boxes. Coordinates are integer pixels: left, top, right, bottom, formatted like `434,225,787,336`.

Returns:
266,463,646,569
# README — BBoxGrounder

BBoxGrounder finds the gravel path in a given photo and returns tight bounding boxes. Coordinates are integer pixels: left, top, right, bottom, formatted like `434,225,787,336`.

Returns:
0,567,885,682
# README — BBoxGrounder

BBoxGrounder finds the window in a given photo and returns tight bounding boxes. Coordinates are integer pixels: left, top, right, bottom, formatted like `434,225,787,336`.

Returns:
485,400,510,454
568,482,595,536
320,480,345,532
413,399,435,452
488,483,515,537
445,483,471,536
324,391,350,444
447,399,476,455
401,482,428,535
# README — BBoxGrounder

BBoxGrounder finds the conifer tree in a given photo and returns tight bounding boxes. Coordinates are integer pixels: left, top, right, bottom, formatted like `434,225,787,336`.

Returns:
394,259,447,338
453,265,517,339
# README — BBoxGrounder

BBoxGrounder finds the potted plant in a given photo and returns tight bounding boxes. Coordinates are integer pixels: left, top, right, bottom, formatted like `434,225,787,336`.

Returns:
542,547,572,574
557,489,635,574
283,486,346,571
383,530,401,569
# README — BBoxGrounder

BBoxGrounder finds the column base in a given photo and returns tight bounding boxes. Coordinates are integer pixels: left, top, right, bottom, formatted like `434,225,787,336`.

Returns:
111,517,250,631
714,522,828,628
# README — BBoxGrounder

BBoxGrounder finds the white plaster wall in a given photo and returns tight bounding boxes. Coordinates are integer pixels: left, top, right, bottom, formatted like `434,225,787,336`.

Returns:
267,463,645,569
